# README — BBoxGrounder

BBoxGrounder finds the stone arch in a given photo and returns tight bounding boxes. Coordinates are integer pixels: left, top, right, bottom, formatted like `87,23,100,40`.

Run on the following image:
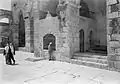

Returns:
43,34,56,50
18,10,25,47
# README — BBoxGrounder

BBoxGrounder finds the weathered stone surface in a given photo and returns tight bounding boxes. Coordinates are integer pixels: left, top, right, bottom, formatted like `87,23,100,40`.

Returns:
109,41,120,48
112,34,120,41
108,47,116,55
107,35,111,41
115,48,120,55
114,61,120,69
107,1,120,70
114,55,120,61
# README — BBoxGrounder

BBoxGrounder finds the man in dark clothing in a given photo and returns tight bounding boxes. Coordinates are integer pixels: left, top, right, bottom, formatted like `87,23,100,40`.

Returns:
48,42,53,61
9,43,15,65
3,43,15,65
3,43,12,65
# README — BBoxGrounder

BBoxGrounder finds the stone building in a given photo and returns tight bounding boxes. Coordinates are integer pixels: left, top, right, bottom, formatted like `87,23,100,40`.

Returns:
11,0,120,71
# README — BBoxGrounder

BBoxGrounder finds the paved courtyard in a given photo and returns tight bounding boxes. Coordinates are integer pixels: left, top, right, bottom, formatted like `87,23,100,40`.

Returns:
0,51,120,84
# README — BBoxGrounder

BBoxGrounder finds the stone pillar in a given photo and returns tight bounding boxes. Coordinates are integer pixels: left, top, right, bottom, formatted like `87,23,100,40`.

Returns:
10,24,19,50
30,17,34,53
25,18,34,52
57,26,71,61
25,19,31,52
107,1,120,70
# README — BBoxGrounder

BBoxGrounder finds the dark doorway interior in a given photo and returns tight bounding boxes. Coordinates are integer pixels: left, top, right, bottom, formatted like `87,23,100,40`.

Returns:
19,11,25,47
79,29,84,52
1,37,8,47
89,31,93,48
43,34,56,50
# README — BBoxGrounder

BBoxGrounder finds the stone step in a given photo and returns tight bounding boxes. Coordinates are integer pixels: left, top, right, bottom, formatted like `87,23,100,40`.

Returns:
88,49,107,54
71,52,108,69
73,56,108,64
70,59,108,70
91,47,107,51
73,53,107,59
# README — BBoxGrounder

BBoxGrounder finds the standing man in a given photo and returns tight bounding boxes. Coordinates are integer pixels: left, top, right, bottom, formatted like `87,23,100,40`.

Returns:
9,43,15,65
3,43,11,65
48,42,53,61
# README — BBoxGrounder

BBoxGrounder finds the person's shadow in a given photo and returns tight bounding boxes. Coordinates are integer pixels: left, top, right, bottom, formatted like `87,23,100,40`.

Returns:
11,63,19,66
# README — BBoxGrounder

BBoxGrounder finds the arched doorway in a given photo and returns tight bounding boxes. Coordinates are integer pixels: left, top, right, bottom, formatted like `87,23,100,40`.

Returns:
89,31,93,48
79,29,84,52
43,34,56,50
19,10,25,47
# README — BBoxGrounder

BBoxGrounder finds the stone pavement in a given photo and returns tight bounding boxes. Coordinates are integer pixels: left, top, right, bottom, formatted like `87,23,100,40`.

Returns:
0,51,120,84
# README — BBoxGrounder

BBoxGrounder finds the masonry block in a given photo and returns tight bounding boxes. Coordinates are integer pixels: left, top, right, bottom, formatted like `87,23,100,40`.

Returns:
114,61,120,69
112,34,120,41
109,41,120,48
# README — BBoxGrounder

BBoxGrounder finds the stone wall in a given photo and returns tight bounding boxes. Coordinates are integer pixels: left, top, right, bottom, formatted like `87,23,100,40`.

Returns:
0,23,19,49
96,14,107,46
11,0,35,52
107,0,120,69
34,15,60,58
34,13,72,60
9,24,19,49
66,2,98,56
0,24,9,47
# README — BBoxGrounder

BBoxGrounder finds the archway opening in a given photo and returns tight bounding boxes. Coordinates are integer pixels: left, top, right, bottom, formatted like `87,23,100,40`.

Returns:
89,31,94,48
43,34,56,50
79,29,84,52
19,11,25,47
0,18,10,47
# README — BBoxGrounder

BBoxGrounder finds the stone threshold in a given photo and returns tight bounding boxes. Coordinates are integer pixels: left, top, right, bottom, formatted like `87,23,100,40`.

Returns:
57,58,120,73
24,56,120,72
23,51,120,72
72,56,108,64
58,58,108,69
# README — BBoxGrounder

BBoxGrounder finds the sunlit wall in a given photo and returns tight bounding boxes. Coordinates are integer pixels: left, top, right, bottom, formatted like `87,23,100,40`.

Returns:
0,0,11,10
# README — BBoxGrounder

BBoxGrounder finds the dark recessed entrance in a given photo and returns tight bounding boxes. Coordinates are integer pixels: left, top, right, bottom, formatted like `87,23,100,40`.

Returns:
89,31,93,48
79,29,84,52
19,10,25,47
43,34,56,50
